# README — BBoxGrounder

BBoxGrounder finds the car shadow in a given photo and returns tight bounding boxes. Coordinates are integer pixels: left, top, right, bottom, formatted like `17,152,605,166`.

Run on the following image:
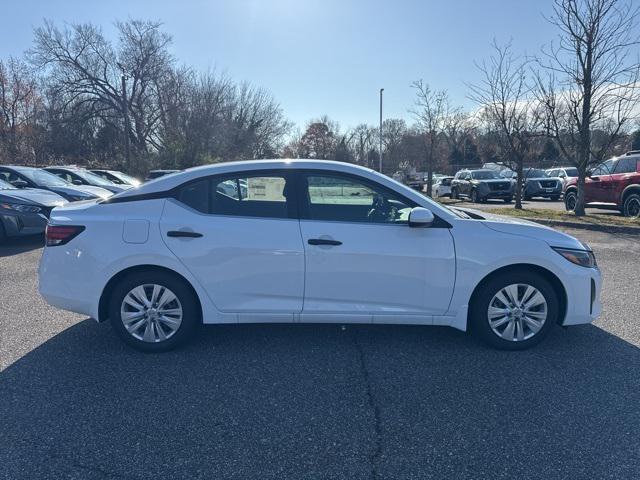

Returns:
1,320,639,479
0,234,44,257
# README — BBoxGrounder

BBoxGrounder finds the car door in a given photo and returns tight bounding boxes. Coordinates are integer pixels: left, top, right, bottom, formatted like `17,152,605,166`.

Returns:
610,157,638,203
297,171,456,323
585,160,614,203
160,170,304,319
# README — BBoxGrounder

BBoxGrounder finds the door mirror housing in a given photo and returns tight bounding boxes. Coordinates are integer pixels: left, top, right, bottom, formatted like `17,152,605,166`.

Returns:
72,179,84,186
408,207,434,227
11,179,28,188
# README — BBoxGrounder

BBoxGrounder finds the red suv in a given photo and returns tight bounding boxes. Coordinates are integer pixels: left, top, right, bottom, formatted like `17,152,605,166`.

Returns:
564,151,640,218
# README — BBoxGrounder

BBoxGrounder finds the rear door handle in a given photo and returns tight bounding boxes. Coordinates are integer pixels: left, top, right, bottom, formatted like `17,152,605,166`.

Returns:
167,230,203,238
308,238,342,246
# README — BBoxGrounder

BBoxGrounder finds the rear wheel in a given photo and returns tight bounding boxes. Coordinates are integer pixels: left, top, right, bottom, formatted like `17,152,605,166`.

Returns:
109,271,200,352
564,191,577,211
470,270,559,350
623,193,640,218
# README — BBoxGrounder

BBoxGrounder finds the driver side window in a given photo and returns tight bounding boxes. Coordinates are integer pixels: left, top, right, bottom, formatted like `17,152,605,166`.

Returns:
304,174,414,224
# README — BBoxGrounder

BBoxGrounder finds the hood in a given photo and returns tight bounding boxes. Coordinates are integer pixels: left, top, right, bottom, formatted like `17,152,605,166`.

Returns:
0,188,67,207
525,177,560,182
472,178,512,184
454,207,586,250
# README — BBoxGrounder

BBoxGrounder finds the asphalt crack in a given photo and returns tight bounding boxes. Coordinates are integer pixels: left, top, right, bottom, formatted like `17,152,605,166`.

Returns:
351,328,383,480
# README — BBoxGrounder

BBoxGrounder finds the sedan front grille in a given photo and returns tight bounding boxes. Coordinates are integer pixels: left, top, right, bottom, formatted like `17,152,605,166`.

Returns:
539,180,558,188
488,182,511,191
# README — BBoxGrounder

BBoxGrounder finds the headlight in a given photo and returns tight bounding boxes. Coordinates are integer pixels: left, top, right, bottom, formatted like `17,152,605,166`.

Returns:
552,247,597,268
0,202,42,214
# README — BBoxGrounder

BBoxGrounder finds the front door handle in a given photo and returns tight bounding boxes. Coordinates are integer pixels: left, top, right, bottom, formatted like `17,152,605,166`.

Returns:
308,238,342,246
167,230,203,238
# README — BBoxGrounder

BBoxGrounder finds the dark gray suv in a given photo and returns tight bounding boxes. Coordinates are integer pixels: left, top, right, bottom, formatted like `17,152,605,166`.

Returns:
451,169,514,203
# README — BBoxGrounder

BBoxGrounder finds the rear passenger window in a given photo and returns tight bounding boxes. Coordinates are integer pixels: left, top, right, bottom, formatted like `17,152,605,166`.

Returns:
176,173,292,219
613,157,639,174
211,175,289,218
177,179,209,213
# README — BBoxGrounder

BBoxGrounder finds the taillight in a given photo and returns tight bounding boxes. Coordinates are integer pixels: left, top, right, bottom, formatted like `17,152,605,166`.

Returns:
45,225,85,246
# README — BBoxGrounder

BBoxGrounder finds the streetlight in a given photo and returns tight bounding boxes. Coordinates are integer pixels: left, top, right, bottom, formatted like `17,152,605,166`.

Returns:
379,88,384,173
117,63,131,170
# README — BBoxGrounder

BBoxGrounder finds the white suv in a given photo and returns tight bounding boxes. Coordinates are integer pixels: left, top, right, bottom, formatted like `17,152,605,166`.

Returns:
39,160,601,352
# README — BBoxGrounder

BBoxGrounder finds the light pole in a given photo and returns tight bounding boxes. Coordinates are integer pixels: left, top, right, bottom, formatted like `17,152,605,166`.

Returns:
379,88,384,173
118,63,131,170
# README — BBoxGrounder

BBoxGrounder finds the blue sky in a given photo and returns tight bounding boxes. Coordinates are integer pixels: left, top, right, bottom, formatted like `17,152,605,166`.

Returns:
1,0,561,129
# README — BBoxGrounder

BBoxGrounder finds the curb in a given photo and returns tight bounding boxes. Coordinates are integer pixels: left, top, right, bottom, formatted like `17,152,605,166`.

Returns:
519,217,640,235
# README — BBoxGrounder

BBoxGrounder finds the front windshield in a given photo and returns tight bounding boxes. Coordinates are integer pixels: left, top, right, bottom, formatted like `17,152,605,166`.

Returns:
17,168,69,187
525,169,547,178
75,169,117,186
111,171,141,185
471,170,498,180
564,167,578,177
0,178,17,190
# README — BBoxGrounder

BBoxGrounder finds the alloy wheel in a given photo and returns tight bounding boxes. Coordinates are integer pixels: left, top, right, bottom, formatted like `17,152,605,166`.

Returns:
625,196,640,218
120,284,183,343
565,193,577,211
487,283,548,342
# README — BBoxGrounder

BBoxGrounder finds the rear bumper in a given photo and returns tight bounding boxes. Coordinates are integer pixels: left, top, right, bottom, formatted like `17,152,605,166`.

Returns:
0,212,48,237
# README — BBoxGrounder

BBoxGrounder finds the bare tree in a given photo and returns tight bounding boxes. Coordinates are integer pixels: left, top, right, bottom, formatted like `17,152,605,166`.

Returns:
29,19,174,172
410,81,451,197
469,41,543,209
535,0,640,215
0,57,43,164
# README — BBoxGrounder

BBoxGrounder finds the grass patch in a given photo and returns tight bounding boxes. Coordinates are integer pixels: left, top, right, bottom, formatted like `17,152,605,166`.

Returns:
482,207,639,228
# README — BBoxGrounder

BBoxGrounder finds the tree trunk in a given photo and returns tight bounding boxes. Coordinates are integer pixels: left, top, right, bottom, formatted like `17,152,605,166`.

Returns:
575,167,587,217
514,159,523,210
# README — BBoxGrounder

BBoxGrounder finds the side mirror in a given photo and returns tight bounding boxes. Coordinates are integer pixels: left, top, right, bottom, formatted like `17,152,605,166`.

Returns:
12,179,28,188
408,207,434,228
72,179,84,185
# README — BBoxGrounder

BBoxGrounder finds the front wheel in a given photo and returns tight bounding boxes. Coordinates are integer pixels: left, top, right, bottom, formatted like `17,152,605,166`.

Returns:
451,188,459,200
471,189,480,203
623,193,640,218
503,197,513,203
550,195,560,202
470,270,559,350
564,191,577,211
109,271,200,352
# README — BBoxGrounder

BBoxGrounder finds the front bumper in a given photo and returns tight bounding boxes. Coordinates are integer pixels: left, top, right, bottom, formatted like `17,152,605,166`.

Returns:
526,183,563,197
561,265,602,326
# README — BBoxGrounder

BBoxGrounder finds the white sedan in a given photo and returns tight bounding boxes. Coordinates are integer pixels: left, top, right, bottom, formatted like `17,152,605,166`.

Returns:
39,160,601,352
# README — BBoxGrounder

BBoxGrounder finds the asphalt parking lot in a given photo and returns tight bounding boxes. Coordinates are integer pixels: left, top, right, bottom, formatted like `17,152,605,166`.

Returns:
1,229,640,480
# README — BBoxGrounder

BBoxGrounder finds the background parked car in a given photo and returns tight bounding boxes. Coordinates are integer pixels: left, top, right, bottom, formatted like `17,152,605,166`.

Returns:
522,168,563,201
0,166,112,201
428,176,454,197
145,169,180,182
451,169,514,203
90,169,142,187
546,167,578,190
0,178,67,242
44,166,130,194
564,151,640,217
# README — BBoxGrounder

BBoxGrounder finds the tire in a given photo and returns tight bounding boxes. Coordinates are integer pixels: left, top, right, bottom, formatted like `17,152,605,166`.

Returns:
109,270,200,352
550,195,560,202
470,270,559,350
623,193,640,218
523,194,532,201
471,189,480,203
564,190,577,212
451,188,459,200
0,221,6,244
503,197,513,203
